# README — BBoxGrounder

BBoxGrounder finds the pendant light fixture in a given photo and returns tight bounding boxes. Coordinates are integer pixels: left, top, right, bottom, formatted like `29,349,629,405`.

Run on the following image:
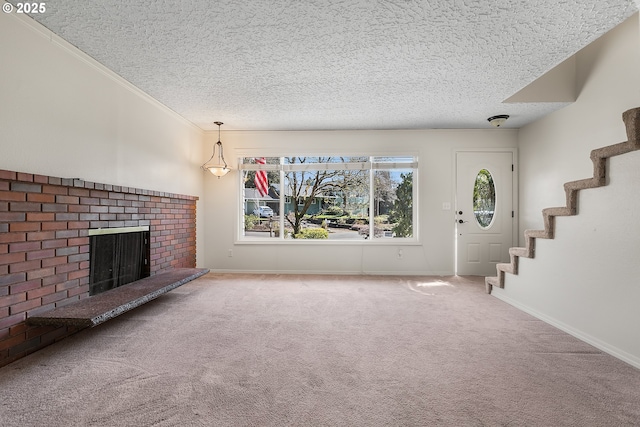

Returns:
201,121,230,177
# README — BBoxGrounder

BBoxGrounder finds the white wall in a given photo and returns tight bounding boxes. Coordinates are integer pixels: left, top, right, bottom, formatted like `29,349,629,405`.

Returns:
493,14,640,367
202,129,517,275
0,12,206,265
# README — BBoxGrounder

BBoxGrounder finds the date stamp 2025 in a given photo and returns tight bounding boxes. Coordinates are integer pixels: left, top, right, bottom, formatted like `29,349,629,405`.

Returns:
3,2,47,14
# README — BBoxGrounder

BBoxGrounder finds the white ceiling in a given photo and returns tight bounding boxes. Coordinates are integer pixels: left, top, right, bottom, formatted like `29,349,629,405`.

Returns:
15,0,638,130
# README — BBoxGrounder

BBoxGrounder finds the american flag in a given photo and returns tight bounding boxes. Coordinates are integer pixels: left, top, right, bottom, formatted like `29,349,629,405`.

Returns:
255,158,269,197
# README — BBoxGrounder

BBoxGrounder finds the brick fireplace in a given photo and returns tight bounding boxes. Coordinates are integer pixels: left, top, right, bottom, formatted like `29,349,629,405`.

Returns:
0,169,198,367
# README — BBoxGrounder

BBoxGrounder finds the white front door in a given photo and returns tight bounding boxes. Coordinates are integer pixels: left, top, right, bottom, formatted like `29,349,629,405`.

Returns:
455,151,515,276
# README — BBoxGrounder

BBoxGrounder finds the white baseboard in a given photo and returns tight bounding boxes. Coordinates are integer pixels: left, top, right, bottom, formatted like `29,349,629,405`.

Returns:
207,269,454,276
492,291,640,370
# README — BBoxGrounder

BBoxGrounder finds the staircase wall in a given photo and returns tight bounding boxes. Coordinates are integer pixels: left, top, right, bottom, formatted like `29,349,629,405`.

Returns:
492,150,640,367
517,13,639,237
492,14,640,368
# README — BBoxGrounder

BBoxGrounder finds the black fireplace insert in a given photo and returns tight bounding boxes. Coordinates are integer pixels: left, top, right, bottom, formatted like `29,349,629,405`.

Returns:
89,227,150,296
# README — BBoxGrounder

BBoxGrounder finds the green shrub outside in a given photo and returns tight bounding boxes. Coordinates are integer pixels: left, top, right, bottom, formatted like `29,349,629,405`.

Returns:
244,214,259,230
374,215,389,224
314,214,367,223
324,206,345,216
294,228,329,239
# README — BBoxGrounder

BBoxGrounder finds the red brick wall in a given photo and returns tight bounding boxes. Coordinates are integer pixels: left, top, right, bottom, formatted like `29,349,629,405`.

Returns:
0,169,198,367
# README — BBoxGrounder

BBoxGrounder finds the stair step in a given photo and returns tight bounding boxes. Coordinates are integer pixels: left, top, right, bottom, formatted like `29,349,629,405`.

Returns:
497,263,515,274
525,229,550,239
543,207,574,217
509,247,530,258
485,276,500,293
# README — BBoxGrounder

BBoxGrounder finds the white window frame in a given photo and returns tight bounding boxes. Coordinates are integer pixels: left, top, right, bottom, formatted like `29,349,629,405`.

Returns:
237,153,418,244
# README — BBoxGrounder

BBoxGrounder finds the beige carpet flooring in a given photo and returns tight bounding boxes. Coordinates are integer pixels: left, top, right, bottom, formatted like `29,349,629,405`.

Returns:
1,273,639,426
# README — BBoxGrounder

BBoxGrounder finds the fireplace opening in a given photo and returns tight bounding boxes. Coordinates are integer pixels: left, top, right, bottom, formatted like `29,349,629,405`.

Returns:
89,226,151,296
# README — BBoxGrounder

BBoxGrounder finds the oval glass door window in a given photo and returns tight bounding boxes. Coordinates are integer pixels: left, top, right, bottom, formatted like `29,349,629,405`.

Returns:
473,169,496,228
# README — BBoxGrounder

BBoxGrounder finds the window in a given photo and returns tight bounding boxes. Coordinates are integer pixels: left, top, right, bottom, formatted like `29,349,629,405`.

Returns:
473,169,496,229
240,156,417,241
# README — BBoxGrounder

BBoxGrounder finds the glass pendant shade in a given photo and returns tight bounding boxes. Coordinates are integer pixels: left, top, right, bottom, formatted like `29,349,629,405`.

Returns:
207,163,230,177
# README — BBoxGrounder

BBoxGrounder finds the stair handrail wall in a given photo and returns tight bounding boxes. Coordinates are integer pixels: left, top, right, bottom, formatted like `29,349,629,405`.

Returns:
485,107,640,293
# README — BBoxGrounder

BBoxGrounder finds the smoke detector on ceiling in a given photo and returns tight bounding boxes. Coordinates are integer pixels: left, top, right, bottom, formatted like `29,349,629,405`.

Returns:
487,115,510,128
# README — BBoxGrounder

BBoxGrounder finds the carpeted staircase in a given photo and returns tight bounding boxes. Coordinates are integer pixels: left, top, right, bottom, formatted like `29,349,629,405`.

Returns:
485,107,640,294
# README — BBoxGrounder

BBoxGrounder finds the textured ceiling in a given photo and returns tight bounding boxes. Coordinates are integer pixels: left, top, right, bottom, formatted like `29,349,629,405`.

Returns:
12,0,638,130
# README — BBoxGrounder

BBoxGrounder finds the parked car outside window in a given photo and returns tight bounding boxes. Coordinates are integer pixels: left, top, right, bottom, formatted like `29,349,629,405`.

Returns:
253,206,274,217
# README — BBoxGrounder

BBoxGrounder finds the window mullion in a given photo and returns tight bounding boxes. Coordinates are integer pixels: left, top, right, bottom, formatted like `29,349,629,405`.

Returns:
369,159,374,239
279,157,285,240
